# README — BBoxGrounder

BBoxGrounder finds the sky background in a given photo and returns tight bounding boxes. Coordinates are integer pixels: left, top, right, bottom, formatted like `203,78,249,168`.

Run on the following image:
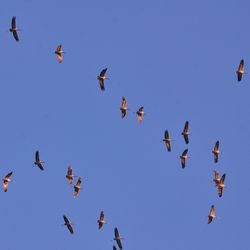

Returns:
0,0,250,249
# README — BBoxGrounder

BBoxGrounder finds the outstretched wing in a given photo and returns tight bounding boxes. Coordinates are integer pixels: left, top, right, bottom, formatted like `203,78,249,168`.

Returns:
182,149,188,157
35,150,40,162
5,172,13,179
3,181,8,192
99,79,105,91
11,16,16,29
99,68,107,77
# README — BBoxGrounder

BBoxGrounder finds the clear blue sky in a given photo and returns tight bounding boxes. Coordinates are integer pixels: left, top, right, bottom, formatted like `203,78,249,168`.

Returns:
1,0,250,249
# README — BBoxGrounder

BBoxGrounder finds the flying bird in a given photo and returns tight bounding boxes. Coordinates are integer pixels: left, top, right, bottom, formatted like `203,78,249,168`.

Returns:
208,205,215,224
180,149,189,168
213,170,220,185
97,211,105,229
73,177,82,198
9,16,20,41
236,59,245,82
120,97,128,119
63,215,74,234
98,68,108,91
3,172,13,192
54,45,64,63
181,121,190,144
217,174,226,198
212,141,220,163
66,166,74,185
34,150,44,171
114,227,123,250
163,130,172,152
136,106,144,123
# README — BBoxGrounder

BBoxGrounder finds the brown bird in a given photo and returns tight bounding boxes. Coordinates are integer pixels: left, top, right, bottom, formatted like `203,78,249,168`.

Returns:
136,106,144,123
236,59,245,82
54,45,64,63
66,166,75,185
181,121,190,144
98,68,108,91
73,177,82,198
208,205,216,224
9,16,20,41
213,170,220,185
97,211,105,229
120,97,128,119
180,149,189,168
217,174,226,198
63,215,74,234
3,172,13,192
163,130,172,152
34,150,44,171
212,141,220,163
114,227,124,250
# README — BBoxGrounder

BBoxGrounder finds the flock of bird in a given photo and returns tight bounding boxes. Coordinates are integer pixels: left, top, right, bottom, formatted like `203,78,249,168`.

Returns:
4,14,247,249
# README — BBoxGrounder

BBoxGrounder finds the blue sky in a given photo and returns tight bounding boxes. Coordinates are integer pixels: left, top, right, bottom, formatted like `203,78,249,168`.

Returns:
1,0,250,249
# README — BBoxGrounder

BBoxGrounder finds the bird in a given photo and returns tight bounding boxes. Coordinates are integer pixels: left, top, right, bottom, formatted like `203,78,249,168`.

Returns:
163,130,172,152
3,172,13,192
9,16,20,41
97,211,105,229
73,177,82,198
236,59,245,82
213,170,220,185
54,45,64,63
63,215,74,234
120,97,128,119
181,121,190,144
97,68,108,91
114,227,123,250
34,150,44,171
136,106,144,123
212,141,220,163
208,205,215,224
217,174,226,198
180,149,189,168
66,166,74,185
113,246,117,250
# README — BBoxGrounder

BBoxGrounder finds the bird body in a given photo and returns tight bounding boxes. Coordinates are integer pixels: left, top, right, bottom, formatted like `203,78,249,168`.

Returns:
208,205,215,224
98,68,108,91
163,130,172,152
114,227,123,250
10,16,20,41
212,141,220,163
55,45,64,63
181,121,190,144
63,215,74,234
180,149,189,168
34,150,44,171
73,177,82,198
97,211,105,229
136,106,144,123
120,97,128,118
66,166,74,185
236,59,245,81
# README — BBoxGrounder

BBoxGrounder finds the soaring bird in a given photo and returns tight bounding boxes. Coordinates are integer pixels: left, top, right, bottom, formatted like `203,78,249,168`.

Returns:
66,166,74,185
136,106,144,123
114,227,123,250
34,150,44,171
163,130,172,152
212,141,220,163
98,68,108,91
217,174,226,198
208,205,215,224
213,170,220,185
9,16,20,41
120,97,128,119
54,45,64,63
180,149,189,168
97,211,105,229
236,59,245,82
3,172,13,192
63,215,74,234
181,121,190,144
73,177,82,198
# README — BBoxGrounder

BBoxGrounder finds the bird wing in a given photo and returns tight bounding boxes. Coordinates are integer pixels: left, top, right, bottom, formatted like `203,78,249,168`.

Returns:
183,134,189,144
99,79,105,91
113,246,117,250
165,140,171,152
138,106,144,112
100,68,107,77
116,238,123,249
115,227,120,238
121,109,126,118
164,130,170,140
11,16,16,29
3,181,8,192
13,31,19,41
67,223,74,234
35,150,40,162
183,121,189,133
214,141,219,151
181,157,186,168
63,215,69,224
68,166,73,176
37,162,44,171
5,172,13,178
182,149,188,156
57,54,63,63
100,211,104,221
238,59,244,72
